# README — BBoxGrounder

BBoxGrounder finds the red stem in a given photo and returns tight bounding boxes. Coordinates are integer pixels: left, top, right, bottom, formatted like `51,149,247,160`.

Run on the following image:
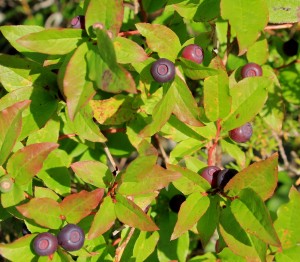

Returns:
118,30,140,37
207,119,222,166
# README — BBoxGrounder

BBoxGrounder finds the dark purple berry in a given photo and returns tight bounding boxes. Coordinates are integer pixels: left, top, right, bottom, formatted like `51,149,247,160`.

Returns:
229,122,253,143
216,168,238,189
241,63,262,78
0,175,14,193
71,16,85,29
33,232,58,256
200,166,221,187
150,58,175,83
282,38,299,57
57,224,85,252
182,44,204,64
169,194,186,213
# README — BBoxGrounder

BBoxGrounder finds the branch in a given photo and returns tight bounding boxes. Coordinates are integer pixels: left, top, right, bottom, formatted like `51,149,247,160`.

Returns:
265,23,294,30
222,23,232,66
102,143,120,176
154,134,169,165
114,227,135,262
118,30,140,37
207,119,222,166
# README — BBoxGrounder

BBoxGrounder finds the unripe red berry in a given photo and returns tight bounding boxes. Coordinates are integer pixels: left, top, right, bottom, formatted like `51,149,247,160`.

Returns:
181,44,204,64
229,122,253,143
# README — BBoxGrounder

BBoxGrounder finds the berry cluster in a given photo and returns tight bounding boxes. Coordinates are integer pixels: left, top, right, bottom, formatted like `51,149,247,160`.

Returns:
32,224,85,257
150,43,204,83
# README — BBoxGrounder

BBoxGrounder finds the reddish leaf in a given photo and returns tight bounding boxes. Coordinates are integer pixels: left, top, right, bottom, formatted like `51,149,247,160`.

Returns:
0,100,31,165
17,198,62,229
115,193,159,231
224,153,278,200
88,196,116,239
60,189,104,224
7,142,59,185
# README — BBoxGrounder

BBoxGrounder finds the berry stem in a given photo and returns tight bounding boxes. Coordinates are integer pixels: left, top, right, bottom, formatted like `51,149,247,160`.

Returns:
207,119,222,166
118,30,140,37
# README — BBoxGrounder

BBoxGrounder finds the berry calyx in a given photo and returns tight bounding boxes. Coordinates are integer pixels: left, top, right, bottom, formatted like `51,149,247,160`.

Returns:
57,224,85,252
169,194,186,213
71,16,85,29
0,175,14,193
241,63,262,78
200,166,221,187
282,38,299,57
150,58,175,83
33,232,58,256
229,122,253,143
181,44,204,64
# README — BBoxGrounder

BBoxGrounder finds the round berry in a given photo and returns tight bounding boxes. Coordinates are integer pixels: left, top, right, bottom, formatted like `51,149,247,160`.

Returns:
181,44,204,64
33,232,58,256
169,194,186,213
229,122,253,143
241,63,262,78
216,168,238,189
200,166,221,187
71,16,85,29
57,224,85,252
150,58,175,83
282,38,299,57
0,175,14,193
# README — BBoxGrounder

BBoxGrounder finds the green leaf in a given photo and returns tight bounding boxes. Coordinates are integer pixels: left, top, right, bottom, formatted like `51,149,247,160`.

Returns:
219,206,267,261
118,155,181,195
17,28,86,55
0,25,46,62
217,248,246,262
34,186,60,201
267,0,300,23
179,58,219,80
114,37,148,64
231,188,281,247
71,160,113,189
88,196,116,240
0,100,30,165
17,198,62,229
194,0,221,22
246,36,269,65
184,156,207,173
0,234,36,261
167,164,210,195
203,71,231,121
60,189,104,224
197,195,220,247
222,76,271,131
0,54,56,92
221,0,268,55
114,193,159,231
132,231,159,262
136,23,181,62
60,42,96,120
171,192,210,240
7,142,59,185
36,149,71,197
65,106,106,142
157,211,189,262
224,153,278,200
90,95,136,125
275,246,300,262
93,29,137,94
1,183,25,208
166,0,199,20
85,0,123,36
220,138,246,168
274,187,300,249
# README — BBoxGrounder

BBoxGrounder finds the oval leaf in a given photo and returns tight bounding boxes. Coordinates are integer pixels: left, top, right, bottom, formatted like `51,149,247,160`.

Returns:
60,189,104,224
171,192,209,240
115,193,159,231
7,142,59,185
224,153,278,200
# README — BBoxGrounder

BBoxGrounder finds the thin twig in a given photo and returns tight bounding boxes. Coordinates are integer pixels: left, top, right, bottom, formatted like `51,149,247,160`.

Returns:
154,134,169,164
118,30,140,37
138,0,148,22
222,23,231,66
265,23,294,30
274,59,300,70
114,227,135,262
207,119,222,166
103,143,119,175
